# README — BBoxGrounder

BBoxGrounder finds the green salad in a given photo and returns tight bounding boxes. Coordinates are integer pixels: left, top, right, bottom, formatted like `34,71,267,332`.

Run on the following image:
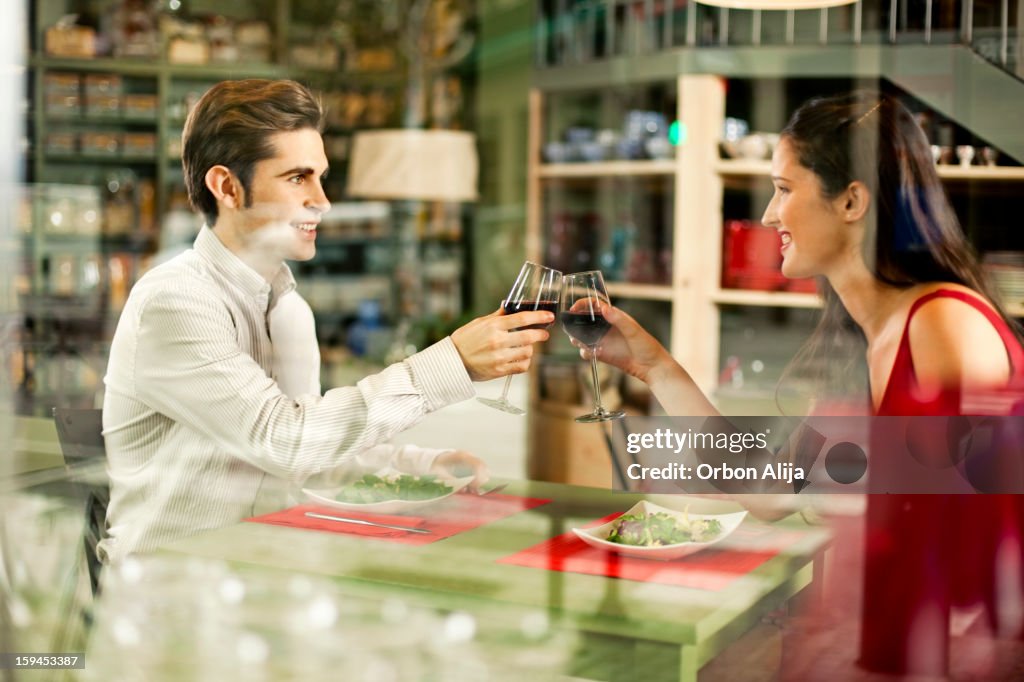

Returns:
335,474,453,504
606,511,723,547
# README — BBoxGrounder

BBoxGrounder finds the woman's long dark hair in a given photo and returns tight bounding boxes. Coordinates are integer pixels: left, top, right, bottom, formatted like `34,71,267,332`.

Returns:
777,91,1018,409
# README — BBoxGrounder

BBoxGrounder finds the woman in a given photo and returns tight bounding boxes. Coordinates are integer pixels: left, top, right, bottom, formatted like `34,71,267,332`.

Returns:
584,92,1024,675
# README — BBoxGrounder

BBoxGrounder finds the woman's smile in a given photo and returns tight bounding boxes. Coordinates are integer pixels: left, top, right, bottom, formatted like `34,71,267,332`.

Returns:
779,231,792,251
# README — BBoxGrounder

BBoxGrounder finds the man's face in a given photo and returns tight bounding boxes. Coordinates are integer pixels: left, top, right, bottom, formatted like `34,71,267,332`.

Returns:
237,128,331,262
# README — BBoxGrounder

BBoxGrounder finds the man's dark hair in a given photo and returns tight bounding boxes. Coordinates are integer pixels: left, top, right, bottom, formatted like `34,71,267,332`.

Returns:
182,79,325,226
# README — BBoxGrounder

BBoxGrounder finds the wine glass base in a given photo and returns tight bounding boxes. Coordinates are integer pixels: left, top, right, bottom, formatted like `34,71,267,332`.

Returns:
476,396,527,416
574,409,626,423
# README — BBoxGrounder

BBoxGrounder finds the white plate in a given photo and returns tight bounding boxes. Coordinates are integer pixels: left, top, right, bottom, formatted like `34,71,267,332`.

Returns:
302,474,475,515
572,500,748,561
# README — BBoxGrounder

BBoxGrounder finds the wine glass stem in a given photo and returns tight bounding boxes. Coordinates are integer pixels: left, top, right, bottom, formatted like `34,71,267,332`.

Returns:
498,374,514,401
588,351,605,413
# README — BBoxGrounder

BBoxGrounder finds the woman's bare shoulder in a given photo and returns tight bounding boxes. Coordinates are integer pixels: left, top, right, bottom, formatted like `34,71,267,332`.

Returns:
909,282,998,310
905,283,1010,388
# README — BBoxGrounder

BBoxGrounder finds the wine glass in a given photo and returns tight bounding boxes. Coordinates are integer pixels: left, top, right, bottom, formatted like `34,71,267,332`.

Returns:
560,270,625,423
477,261,562,415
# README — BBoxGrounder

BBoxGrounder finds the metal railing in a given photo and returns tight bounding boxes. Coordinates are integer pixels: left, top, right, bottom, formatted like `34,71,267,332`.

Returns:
536,0,1021,79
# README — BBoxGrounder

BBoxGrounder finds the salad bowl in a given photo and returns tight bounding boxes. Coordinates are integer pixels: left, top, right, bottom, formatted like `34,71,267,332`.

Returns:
572,501,747,561
303,472,475,515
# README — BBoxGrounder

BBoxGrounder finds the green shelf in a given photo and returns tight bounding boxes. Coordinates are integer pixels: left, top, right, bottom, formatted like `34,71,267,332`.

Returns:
44,114,159,125
31,55,404,85
32,55,285,79
43,153,158,164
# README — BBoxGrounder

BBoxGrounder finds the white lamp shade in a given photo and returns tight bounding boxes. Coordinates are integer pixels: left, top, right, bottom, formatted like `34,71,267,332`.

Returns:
697,0,857,8
347,129,478,202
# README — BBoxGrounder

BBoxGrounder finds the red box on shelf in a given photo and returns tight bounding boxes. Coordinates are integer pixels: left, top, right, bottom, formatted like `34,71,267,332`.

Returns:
722,220,786,291
721,220,818,294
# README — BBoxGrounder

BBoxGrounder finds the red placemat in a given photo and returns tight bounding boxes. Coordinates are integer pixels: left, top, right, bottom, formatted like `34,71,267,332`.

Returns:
246,493,551,546
497,512,804,591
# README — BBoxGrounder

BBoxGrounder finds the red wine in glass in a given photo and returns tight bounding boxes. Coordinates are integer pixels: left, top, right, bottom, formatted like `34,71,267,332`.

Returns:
504,300,559,330
560,311,611,347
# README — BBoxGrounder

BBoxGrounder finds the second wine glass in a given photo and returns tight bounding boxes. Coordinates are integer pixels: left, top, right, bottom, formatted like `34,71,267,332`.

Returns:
561,270,625,423
477,261,562,415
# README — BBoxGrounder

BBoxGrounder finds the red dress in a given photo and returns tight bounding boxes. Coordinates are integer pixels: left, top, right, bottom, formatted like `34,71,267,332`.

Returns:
861,289,1024,674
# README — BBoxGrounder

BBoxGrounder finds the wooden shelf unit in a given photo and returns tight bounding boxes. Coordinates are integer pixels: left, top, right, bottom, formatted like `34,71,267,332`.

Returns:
711,289,821,309
606,282,675,301
527,76,723,394
714,158,1024,181
537,159,677,178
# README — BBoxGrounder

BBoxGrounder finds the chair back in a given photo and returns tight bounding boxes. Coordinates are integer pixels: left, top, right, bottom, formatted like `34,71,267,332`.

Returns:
601,422,637,491
53,408,105,465
52,407,108,597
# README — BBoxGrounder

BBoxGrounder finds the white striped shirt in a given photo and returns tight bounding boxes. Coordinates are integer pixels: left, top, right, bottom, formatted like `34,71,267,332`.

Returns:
99,227,474,562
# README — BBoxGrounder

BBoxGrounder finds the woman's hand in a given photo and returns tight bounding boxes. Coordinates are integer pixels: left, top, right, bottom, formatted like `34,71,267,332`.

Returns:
577,305,674,385
576,304,718,416
429,450,489,493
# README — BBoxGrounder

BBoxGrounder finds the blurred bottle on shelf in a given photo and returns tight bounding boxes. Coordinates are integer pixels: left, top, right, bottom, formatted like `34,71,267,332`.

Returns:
108,253,133,311
546,212,575,274
718,355,744,389
102,169,138,238
600,216,635,281
106,0,159,58
138,178,156,236
575,212,599,272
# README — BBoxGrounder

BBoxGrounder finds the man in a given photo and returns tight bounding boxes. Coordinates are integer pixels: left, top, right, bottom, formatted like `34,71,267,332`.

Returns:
98,80,551,563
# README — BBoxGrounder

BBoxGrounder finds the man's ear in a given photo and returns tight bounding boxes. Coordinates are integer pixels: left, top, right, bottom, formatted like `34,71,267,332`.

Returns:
841,180,870,223
204,165,244,212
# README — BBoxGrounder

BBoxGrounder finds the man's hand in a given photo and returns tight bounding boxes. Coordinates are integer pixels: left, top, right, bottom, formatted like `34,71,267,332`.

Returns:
451,307,553,381
430,450,489,493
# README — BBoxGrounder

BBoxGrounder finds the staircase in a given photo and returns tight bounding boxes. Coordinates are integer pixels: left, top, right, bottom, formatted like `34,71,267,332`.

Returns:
536,0,1024,161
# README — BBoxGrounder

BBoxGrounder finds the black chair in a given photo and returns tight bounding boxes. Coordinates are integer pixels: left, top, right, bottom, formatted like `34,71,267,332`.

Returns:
600,421,637,491
52,407,108,597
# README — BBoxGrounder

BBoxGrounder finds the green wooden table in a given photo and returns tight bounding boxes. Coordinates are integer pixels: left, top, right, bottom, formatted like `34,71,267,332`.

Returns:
161,480,830,682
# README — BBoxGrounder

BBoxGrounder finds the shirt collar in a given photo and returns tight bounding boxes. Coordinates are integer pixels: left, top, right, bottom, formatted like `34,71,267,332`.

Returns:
194,226,296,305
269,263,296,311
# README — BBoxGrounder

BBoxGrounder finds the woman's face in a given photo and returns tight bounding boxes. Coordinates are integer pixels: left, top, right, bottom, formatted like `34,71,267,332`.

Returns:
762,137,858,280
